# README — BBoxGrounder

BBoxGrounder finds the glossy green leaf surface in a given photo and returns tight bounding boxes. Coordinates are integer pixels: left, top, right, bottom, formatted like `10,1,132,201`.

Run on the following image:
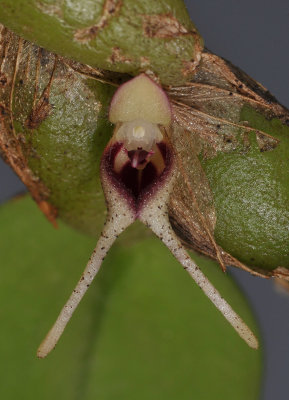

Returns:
0,196,261,399
0,0,203,85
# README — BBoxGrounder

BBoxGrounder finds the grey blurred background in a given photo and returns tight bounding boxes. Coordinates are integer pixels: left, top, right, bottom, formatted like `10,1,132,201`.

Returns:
0,1,288,399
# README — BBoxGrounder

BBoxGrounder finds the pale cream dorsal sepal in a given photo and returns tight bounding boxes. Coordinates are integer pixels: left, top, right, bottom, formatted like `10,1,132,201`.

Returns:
109,74,172,126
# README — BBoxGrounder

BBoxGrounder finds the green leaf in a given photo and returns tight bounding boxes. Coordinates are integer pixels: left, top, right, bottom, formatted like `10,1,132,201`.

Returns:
0,196,261,399
0,0,203,85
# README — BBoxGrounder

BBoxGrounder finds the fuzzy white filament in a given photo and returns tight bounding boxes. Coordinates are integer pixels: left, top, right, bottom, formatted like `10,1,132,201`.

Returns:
139,188,259,350
37,207,135,358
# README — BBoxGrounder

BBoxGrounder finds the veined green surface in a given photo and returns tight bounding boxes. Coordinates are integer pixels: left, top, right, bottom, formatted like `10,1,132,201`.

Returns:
0,196,261,399
204,106,289,270
0,0,203,85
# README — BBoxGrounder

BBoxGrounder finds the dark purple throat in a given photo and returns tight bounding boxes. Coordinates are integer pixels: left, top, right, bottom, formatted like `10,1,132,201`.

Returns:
101,141,173,211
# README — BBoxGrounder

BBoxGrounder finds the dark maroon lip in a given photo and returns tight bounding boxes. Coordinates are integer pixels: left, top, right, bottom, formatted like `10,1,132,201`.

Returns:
136,142,174,216
100,141,174,216
100,142,137,216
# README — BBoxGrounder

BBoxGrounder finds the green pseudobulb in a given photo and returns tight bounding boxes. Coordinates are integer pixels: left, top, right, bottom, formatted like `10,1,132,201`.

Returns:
203,106,289,270
22,77,114,236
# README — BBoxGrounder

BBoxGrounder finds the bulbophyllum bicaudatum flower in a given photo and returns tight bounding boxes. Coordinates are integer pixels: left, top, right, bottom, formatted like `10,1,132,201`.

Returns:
37,74,258,358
